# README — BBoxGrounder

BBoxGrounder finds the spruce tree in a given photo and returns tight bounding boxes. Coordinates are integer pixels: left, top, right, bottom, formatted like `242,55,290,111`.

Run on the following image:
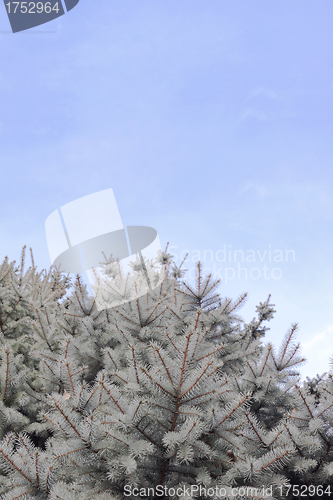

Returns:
0,246,332,499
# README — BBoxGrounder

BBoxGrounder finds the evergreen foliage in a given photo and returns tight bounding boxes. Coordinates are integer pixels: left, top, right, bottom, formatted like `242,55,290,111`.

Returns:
0,246,332,499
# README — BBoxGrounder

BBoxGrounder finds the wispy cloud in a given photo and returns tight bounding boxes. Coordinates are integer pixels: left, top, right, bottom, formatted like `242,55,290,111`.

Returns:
238,182,332,212
238,182,269,198
239,86,300,122
238,107,268,122
302,325,333,377
287,184,333,212
248,86,281,101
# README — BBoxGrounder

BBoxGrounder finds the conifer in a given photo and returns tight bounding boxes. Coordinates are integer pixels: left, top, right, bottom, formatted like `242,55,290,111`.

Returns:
0,247,332,499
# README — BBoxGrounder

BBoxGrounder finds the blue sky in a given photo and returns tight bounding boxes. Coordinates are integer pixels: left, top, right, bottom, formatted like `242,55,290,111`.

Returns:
0,0,332,379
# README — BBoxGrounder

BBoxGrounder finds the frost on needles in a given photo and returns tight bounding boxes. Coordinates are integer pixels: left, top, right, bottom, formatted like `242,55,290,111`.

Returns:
0,246,332,500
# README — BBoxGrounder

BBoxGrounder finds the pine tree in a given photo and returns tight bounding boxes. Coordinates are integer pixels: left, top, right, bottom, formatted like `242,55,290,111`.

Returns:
0,247,332,499
0,247,70,444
